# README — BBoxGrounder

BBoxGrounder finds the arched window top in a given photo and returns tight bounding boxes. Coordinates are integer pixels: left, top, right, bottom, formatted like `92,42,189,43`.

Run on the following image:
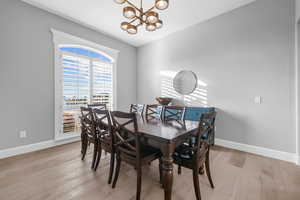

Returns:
59,46,113,63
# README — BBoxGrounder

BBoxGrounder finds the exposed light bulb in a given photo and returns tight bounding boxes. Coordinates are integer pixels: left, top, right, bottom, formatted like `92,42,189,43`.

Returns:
123,7,136,19
146,11,158,23
146,23,156,31
156,20,163,29
155,0,169,10
127,24,137,34
114,0,126,4
121,22,130,31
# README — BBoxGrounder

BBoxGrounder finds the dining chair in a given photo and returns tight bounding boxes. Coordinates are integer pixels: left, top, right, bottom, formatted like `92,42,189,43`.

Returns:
184,107,216,145
162,105,186,125
130,104,145,115
80,107,98,169
92,108,115,184
88,103,107,110
110,111,162,200
173,112,216,200
183,110,217,174
145,104,163,120
87,104,107,143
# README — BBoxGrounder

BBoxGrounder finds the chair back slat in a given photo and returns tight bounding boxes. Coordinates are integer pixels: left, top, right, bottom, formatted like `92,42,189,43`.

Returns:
194,112,216,159
88,104,107,110
130,104,145,115
93,108,112,135
145,104,163,120
80,107,96,139
162,105,186,125
111,111,140,158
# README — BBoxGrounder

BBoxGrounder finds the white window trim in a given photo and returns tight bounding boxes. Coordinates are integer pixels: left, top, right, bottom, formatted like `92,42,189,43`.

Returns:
51,29,119,141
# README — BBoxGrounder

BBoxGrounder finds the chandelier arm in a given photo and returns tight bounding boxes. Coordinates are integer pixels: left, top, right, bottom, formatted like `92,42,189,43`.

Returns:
135,15,146,24
125,0,143,13
129,17,138,24
143,6,155,15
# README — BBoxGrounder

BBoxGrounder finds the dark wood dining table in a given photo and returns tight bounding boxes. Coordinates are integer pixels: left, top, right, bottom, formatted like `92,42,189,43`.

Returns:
110,115,199,200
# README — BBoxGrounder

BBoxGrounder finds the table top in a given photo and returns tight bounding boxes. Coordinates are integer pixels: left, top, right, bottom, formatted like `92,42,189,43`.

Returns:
114,115,199,142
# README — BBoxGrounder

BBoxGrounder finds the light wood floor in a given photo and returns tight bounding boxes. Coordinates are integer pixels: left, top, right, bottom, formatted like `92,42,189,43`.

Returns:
0,142,299,200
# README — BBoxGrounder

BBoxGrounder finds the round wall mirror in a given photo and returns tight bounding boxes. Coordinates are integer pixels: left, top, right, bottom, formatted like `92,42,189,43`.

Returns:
173,70,198,95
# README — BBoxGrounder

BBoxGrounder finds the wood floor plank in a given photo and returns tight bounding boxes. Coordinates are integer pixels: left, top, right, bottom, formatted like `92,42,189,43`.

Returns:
0,142,299,200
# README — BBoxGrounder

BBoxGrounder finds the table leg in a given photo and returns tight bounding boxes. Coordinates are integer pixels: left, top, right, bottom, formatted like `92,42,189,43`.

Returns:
161,146,175,200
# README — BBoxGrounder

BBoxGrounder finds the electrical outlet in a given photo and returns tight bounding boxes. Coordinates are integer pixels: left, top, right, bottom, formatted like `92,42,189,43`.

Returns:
20,130,27,138
254,96,262,104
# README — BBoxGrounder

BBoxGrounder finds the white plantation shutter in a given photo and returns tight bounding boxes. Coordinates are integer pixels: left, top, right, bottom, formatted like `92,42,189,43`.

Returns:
60,52,114,134
92,60,113,110
62,54,91,133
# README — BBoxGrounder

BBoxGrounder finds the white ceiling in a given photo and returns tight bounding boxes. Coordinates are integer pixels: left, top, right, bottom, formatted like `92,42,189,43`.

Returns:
22,0,256,47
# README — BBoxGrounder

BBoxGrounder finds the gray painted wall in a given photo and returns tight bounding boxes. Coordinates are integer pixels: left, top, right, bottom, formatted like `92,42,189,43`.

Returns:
137,0,296,153
297,23,300,159
296,0,300,158
296,0,300,20
0,0,137,150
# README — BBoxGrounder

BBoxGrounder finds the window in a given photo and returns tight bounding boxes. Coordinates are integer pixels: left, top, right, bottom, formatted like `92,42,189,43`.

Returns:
61,47,114,134
52,29,119,140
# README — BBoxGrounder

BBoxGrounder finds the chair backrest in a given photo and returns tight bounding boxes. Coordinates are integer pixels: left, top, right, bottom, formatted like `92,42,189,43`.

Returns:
110,111,140,159
80,107,96,139
194,112,217,159
88,104,107,110
145,104,163,120
93,108,112,137
184,107,215,121
130,104,145,115
162,105,186,123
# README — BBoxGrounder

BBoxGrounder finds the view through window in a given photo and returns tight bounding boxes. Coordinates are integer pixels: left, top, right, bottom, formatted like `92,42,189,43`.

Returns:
60,46,113,134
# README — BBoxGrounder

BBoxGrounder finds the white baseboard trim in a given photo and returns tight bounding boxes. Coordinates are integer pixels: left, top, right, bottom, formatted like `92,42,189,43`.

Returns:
0,136,298,165
215,138,297,164
0,136,80,160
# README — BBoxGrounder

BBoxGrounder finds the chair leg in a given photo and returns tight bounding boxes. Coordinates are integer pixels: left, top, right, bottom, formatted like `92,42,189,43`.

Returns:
81,133,85,154
112,155,121,188
136,166,142,200
108,151,115,184
159,158,163,185
81,136,87,161
211,129,215,146
192,168,201,200
199,165,204,175
91,142,98,169
94,144,102,171
205,149,214,188
178,165,182,175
